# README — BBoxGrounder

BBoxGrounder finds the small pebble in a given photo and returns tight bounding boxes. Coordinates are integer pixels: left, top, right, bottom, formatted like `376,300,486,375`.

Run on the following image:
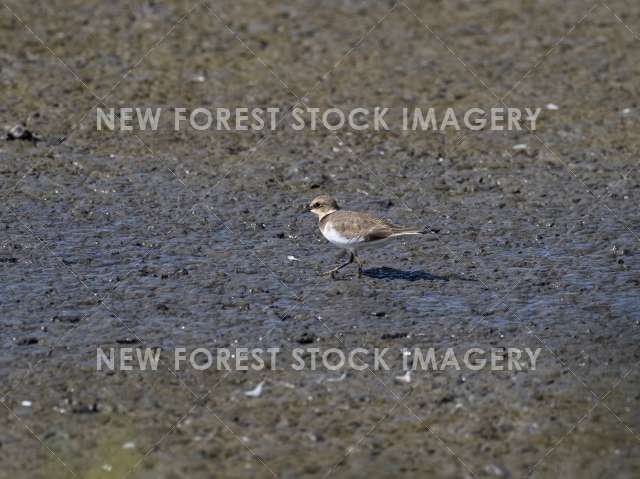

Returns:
483,463,507,477
245,381,265,398
5,123,39,142
326,372,347,382
395,371,412,383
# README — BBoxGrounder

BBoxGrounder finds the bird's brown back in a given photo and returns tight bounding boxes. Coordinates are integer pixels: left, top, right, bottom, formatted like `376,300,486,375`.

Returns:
320,210,406,241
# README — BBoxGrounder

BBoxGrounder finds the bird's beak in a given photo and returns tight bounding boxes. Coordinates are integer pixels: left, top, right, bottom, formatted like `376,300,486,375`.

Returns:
300,204,310,215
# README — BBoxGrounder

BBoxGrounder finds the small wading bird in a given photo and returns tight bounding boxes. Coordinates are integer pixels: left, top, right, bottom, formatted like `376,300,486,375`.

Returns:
307,195,426,278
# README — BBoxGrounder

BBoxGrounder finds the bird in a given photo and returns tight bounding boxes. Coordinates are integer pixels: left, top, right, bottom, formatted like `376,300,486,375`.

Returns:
307,195,426,278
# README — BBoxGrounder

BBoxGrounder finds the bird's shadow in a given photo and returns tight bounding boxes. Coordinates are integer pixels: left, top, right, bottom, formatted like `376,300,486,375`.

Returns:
363,267,476,282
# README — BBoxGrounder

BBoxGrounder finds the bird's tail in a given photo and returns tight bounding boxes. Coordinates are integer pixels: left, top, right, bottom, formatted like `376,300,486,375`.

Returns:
390,226,429,237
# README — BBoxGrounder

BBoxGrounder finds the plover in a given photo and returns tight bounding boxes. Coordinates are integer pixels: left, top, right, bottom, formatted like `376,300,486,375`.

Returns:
307,195,426,278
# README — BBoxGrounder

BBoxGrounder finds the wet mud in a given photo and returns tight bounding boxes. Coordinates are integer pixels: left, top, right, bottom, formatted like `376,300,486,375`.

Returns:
1,0,639,478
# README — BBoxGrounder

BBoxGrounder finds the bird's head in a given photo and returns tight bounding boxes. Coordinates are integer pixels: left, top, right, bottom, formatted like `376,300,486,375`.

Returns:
307,195,339,218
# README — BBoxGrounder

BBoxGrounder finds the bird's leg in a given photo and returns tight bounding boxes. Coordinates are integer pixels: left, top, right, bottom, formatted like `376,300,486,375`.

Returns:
354,254,365,277
334,250,347,261
323,251,354,278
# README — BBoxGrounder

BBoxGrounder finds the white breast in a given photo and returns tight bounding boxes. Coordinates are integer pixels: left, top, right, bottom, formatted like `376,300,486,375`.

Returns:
321,224,363,248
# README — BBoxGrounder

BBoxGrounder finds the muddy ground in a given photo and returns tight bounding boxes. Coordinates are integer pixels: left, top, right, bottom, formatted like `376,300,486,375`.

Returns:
1,0,640,478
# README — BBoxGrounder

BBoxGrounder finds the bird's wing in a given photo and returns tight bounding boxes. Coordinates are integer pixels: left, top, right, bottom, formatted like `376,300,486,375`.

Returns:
330,211,398,241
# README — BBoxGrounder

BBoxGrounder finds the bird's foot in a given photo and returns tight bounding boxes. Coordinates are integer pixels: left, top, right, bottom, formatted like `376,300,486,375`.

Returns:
355,257,365,278
321,269,338,279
